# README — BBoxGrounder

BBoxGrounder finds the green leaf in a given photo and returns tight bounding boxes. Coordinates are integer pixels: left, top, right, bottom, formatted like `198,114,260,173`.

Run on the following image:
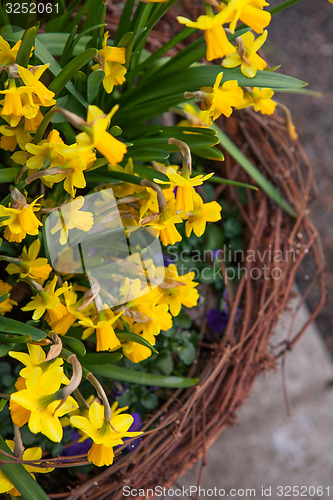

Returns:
0,344,12,358
0,334,31,343
118,32,135,70
141,392,158,409
0,168,20,183
178,342,196,365
48,48,97,97
213,124,296,216
84,364,199,388
80,352,123,365
116,330,158,354
86,169,145,187
59,24,77,67
0,436,50,500
159,353,174,376
0,317,46,341
194,147,225,162
33,38,88,106
204,173,258,191
62,337,86,358
87,70,105,104
269,0,302,15
16,23,39,67
114,0,136,44
0,293,10,304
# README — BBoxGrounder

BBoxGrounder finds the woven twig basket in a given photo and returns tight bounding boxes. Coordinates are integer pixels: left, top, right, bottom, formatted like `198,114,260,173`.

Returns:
60,110,325,500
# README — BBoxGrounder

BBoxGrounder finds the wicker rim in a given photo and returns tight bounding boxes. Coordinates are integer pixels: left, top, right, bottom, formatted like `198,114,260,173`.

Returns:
53,110,325,500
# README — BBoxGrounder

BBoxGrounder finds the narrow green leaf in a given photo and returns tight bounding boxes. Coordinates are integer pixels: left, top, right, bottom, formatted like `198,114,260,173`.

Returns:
269,0,302,15
132,0,180,55
208,174,258,190
80,352,123,365
86,169,145,186
0,168,20,183
48,48,97,97
135,27,196,72
116,331,158,354
62,337,86,358
0,344,12,358
0,293,9,304
16,23,39,68
0,436,51,500
114,0,136,45
0,317,46,341
118,32,135,70
59,25,78,67
87,70,104,104
0,334,31,343
193,147,225,162
33,39,88,106
83,364,199,388
213,124,296,216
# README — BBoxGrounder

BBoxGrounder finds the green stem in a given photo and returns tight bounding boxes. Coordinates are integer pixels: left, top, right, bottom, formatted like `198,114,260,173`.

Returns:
269,0,303,15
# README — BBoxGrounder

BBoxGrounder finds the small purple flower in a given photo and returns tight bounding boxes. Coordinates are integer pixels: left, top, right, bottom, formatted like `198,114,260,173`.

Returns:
163,253,175,267
123,412,142,451
62,429,92,457
110,382,128,399
207,308,229,334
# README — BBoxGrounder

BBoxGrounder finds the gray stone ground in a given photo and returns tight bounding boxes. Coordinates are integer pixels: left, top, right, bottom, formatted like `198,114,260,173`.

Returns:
267,0,333,352
166,291,333,500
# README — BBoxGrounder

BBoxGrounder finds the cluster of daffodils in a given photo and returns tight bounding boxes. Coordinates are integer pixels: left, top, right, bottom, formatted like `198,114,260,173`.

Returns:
0,0,303,495
7,344,141,472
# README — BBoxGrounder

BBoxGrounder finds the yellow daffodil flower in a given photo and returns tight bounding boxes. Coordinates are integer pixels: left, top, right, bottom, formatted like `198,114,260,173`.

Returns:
76,105,127,166
50,196,94,245
0,280,17,315
155,167,214,213
0,120,32,151
9,377,31,427
177,10,235,61
0,440,53,497
221,0,271,33
222,30,268,78
18,64,55,106
80,309,124,351
147,210,183,246
0,192,43,243
70,401,142,466
46,283,79,335
199,72,244,125
158,264,199,316
10,366,78,442
6,239,52,284
0,82,36,127
177,103,208,128
9,343,68,383
51,143,96,196
23,129,65,172
184,192,222,237
0,36,21,66
21,275,66,320
237,87,276,114
93,33,127,93
0,65,55,128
